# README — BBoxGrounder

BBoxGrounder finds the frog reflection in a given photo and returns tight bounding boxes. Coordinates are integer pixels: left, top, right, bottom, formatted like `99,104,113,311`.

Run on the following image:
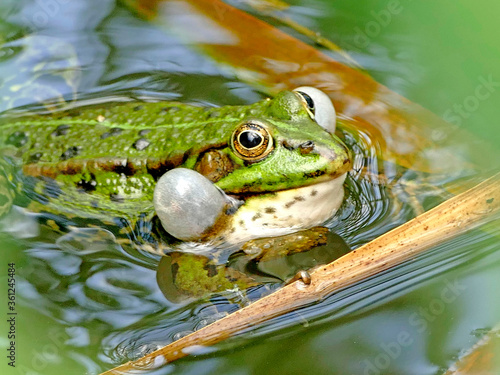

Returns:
157,228,351,303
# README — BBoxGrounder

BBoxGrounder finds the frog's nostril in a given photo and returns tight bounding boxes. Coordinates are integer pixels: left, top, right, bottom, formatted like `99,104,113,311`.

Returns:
282,140,295,151
299,141,315,155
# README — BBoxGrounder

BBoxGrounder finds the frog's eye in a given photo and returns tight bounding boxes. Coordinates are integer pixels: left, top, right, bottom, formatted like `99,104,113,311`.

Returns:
293,86,337,133
231,121,274,162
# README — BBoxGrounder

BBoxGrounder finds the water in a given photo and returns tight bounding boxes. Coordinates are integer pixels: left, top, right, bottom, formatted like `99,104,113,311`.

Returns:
1,1,500,374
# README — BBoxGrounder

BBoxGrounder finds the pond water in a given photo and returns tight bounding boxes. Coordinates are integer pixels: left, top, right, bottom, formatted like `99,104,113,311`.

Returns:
1,1,499,374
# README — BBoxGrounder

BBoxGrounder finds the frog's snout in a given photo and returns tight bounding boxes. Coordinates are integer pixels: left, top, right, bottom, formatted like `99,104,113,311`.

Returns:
299,141,345,164
318,146,348,164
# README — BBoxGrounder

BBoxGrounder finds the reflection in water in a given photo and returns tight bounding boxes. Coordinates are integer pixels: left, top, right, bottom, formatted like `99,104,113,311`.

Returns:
0,35,80,112
156,231,351,304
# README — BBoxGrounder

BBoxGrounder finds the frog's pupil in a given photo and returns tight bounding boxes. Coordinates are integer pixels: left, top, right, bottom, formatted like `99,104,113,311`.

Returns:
240,131,262,149
297,91,315,113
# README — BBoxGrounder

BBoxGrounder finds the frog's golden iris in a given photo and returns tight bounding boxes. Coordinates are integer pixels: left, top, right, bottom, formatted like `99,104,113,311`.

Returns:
231,121,274,162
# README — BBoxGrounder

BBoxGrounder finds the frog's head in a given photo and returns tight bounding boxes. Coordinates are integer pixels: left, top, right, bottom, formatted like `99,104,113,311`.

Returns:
209,87,352,244
216,87,352,194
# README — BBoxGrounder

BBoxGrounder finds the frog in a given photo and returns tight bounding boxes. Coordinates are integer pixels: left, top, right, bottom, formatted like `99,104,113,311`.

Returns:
0,86,352,300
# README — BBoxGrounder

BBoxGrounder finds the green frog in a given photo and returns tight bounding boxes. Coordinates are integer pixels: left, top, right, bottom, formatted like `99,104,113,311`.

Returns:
0,86,351,299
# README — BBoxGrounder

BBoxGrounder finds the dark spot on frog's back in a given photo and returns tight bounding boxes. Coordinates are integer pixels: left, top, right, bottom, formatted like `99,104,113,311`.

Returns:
77,174,97,192
206,110,220,119
111,160,135,176
50,124,70,137
6,131,28,148
147,152,188,181
264,207,276,214
28,152,43,163
67,109,81,117
133,138,150,151
100,127,123,139
60,146,80,161
161,106,180,113
138,129,152,136
133,105,143,111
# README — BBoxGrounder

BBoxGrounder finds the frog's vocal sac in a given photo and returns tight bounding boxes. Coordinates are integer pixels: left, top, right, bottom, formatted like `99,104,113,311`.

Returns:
0,86,352,254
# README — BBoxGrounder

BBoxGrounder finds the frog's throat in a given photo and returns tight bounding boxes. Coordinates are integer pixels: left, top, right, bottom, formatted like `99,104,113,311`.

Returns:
220,173,347,246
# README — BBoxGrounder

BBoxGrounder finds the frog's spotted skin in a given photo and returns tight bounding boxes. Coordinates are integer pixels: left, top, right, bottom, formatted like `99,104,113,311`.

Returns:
1,100,265,180
0,89,351,254
226,175,347,245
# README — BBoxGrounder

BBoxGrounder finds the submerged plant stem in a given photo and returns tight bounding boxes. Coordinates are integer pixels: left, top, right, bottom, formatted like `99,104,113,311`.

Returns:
101,172,500,374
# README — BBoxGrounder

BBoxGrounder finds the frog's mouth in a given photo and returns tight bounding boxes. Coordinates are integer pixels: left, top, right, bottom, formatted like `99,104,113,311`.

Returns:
222,172,347,245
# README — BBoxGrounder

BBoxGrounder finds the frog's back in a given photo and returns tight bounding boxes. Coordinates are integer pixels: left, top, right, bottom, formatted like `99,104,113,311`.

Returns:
0,101,264,178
